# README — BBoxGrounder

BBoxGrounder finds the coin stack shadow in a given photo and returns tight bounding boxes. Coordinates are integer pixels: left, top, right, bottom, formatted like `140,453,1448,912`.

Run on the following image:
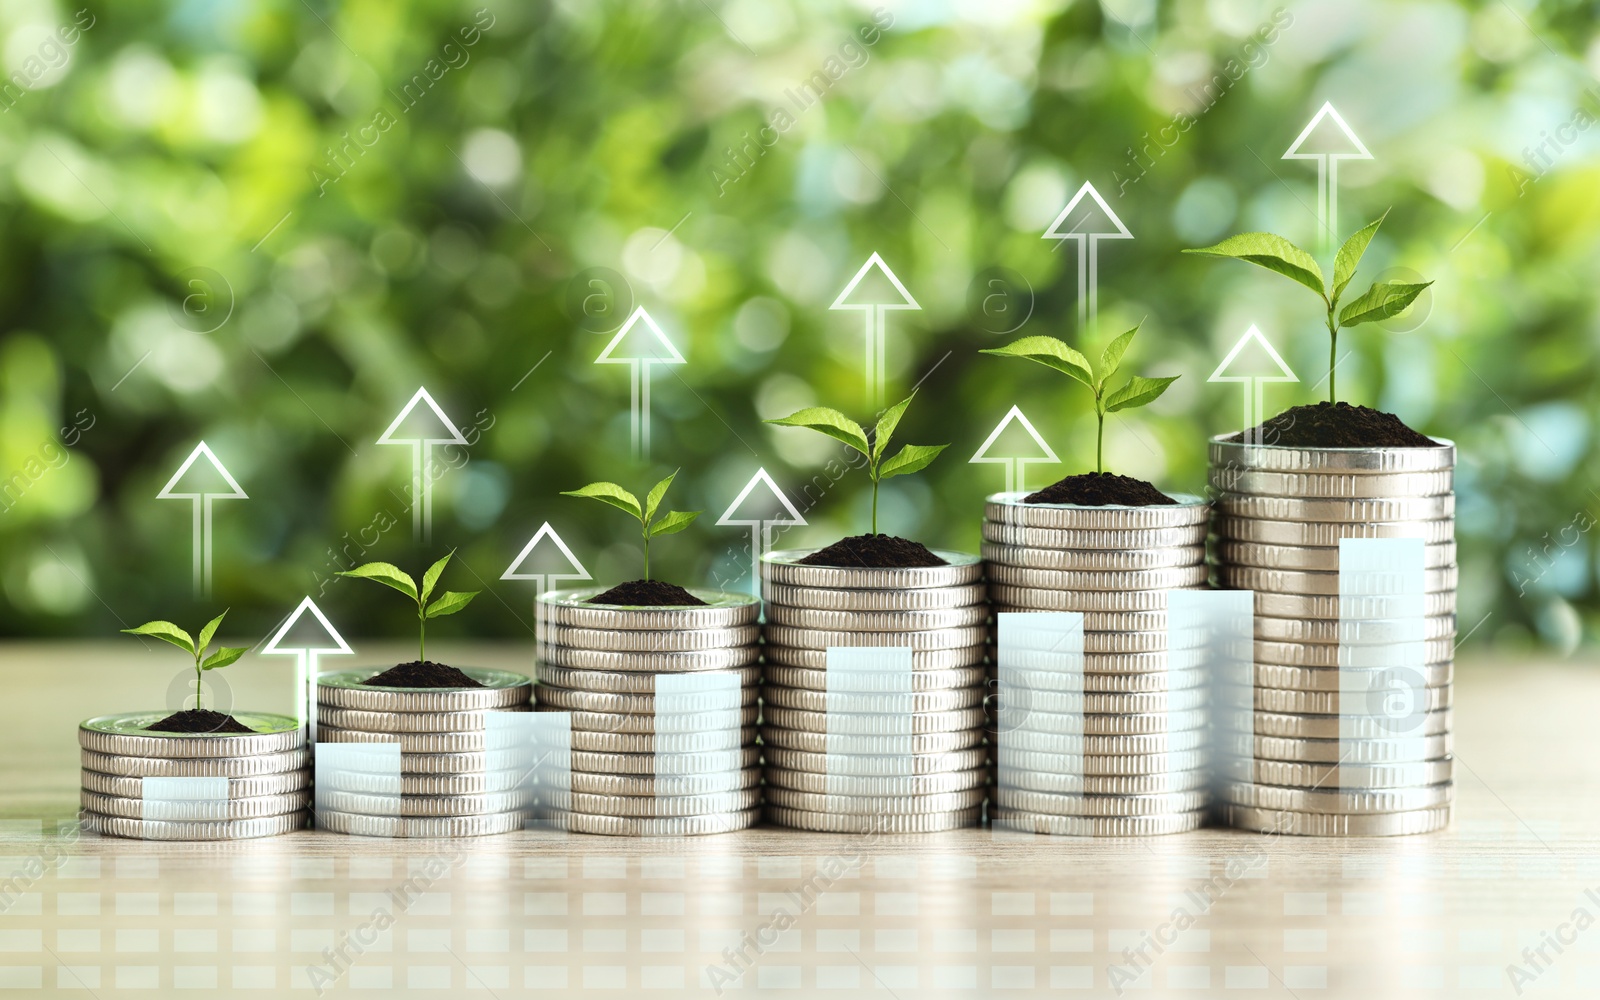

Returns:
759,549,989,834
78,714,310,840
1209,435,1457,836
982,492,1213,835
314,671,534,837
534,591,763,836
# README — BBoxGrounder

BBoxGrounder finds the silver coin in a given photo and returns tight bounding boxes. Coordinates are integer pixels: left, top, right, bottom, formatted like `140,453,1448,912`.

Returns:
538,807,760,837
988,624,1214,656
1219,757,1453,789
1215,565,1457,596
316,725,483,753
551,705,760,735
80,747,309,778
1253,661,1453,693
1208,435,1455,472
1243,685,1453,716
1241,709,1452,740
761,549,983,589
1243,733,1453,764
538,663,761,693
1219,780,1453,814
984,492,1209,528
544,623,759,652
386,751,495,775
82,788,311,821
80,810,307,841
1210,468,1452,499
762,663,987,693
764,605,989,632
999,649,1211,674
318,704,531,734
316,788,535,817
990,806,1206,837
572,747,760,776
997,747,1207,776
540,644,760,672
571,728,756,754
763,624,989,652
535,686,758,715
761,685,983,714
763,581,988,611
764,766,988,797
993,609,1176,631
80,713,303,758
1251,590,1457,619
764,705,985,736
81,769,310,798
1252,638,1455,668
1216,493,1455,522
982,542,1204,572
986,563,1210,591
764,786,986,815
1000,688,1208,716
761,644,986,671
764,805,982,833
1213,514,1455,547
999,708,1209,737
763,746,987,776
543,787,761,818
996,768,1208,795
989,585,1179,613
315,808,524,838
1218,803,1451,837
1002,729,1207,756
316,669,531,711
993,787,1208,817
1002,669,1209,694
540,588,759,629
1216,539,1455,572
556,768,760,797
758,726,981,755
984,521,1209,550
1254,614,1456,644
317,769,530,796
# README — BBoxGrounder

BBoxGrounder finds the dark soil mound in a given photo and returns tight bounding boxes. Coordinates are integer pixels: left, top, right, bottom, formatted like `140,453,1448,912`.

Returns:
586,580,708,606
798,534,948,567
1231,402,1441,448
145,709,256,734
361,661,484,688
1024,472,1177,506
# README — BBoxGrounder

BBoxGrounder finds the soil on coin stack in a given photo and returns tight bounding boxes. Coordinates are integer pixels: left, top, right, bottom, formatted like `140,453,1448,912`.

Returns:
1024,472,1176,506
1229,401,1442,448
361,661,485,687
798,534,948,567
145,709,256,734
585,580,709,606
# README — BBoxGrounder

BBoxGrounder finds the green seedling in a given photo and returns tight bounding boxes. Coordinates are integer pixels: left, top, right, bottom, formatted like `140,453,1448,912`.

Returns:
338,550,479,664
561,470,702,580
1183,211,1432,403
122,610,248,713
765,391,949,535
981,322,1177,474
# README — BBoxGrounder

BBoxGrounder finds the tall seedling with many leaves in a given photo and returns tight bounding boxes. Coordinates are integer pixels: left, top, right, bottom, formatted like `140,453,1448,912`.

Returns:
561,470,702,580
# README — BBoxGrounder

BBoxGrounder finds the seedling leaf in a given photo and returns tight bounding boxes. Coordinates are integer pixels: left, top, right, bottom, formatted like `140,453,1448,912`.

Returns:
1104,375,1179,413
1099,326,1139,385
644,471,677,522
648,510,700,537
122,621,195,655
420,551,454,603
1333,212,1386,301
197,611,226,653
1183,232,1326,301
980,337,1094,389
424,590,478,619
336,562,419,601
201,646,247,670
879,442,949,480
872,395,914,463
560,482,643,521
765,407,870,457
1338,280,1432,327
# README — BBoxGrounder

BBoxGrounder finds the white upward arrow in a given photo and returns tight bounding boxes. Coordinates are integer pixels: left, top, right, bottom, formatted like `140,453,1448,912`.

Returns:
261,596,352,743
716,468,807,597
377,387,468,546
502,522,591,660
831,253,920,409
1044,182,1132,338
595,306,686,462
969,406,1060,494
157,441,247,599
1209,325,1299,446
1283,102,1372,250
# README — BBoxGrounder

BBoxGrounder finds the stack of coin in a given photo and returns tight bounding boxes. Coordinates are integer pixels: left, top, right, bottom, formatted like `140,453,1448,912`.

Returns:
759,548,988,834
79,712,309,840
981,492,1212,836
1208,435,1457,836
534,589,762,836
314,669,534,837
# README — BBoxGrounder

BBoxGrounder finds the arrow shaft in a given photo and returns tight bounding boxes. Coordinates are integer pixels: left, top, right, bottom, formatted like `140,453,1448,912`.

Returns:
642,363,653,461
1087,236,1099,338
422,442,434,546
1242,379,1259,446
862,310,877,409
630,361,643,461
875,307,886,409
1326,158,1339,250
1006,459,1018,495
1316,156,1330,251
748,524,762,599
410,441,424,542
1075,237,1088,336
532,576,547,664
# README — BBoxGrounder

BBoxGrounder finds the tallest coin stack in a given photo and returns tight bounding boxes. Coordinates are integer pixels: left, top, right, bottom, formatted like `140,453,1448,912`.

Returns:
1209,435,1457,836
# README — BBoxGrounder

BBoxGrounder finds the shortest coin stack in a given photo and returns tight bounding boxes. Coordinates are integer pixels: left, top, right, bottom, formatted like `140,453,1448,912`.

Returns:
535,589,763,836
79,712,310,841
314,670,534,837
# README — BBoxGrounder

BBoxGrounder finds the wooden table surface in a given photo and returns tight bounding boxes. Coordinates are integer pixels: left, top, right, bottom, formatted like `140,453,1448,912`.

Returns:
0,641,1594,997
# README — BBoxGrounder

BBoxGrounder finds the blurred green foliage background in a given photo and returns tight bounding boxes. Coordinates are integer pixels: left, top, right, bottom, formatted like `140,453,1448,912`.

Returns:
1,0,1596,653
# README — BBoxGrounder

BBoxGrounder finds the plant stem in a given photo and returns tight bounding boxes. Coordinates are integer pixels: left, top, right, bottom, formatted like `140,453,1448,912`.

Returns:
1326,305,1339,404
194,655,202,712
643,529,651,581
1096,411,1105,474
418,603,426,664
871,478,879,536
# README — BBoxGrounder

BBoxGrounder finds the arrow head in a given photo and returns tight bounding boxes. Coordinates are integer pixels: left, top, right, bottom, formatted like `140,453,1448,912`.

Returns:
377,387,470,446
716,468,807,527
503,522,591,581
262,597,352,656
1208,325,1299,383
595,306,686,364
157,441,248,499
1044,182,1133,241
970,405,1059,463
1283,102,1372,160
830,252,920,310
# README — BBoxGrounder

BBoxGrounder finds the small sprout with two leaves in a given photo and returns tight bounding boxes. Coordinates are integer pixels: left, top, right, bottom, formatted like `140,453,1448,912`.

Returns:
1183,211,1432,403
337,550,479,665
981,322,1177,475
561,470,702,580
122,610,249,713
765,391,949,536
